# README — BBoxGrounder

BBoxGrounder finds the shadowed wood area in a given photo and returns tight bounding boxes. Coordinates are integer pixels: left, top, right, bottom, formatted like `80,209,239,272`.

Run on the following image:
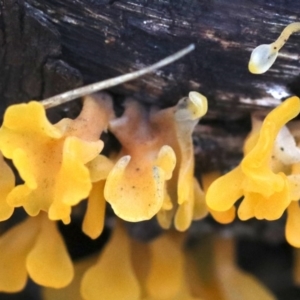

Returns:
0,0,300,171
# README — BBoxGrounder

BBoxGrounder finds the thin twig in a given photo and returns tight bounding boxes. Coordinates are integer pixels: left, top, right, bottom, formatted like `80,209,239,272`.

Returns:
41,44,195,109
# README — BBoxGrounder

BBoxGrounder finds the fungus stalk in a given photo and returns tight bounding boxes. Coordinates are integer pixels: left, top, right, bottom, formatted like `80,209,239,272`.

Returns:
152,92,208,231
248,22,300,74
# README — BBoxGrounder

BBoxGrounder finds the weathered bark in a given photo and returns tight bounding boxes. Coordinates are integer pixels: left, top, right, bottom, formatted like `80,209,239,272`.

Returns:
2,0,300,112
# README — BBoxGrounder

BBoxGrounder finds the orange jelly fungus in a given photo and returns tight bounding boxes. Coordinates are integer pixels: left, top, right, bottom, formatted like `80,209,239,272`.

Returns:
0,213,73,292
104,99,177,222
0,93,114,223
206,96,300,222
105,91,207,228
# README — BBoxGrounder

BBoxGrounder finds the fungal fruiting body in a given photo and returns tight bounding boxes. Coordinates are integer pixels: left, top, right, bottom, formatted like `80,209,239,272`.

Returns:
173,92,208,231
0,45,245,300
81,223,141,300
206,96,300,247
0,94,114,223
104,99,177,222
81,223,201,300
96,91,208,229
156,92,208,231
0,213,73,292
75,223,275,300
249,22,300,74
0,36,298,300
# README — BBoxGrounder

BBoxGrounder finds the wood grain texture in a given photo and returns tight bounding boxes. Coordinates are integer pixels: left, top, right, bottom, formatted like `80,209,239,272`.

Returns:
24,0,300,113
0,0,83,116
0,0,299,170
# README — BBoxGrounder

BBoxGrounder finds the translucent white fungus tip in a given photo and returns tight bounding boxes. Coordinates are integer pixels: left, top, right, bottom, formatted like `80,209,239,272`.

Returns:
248,44,278,74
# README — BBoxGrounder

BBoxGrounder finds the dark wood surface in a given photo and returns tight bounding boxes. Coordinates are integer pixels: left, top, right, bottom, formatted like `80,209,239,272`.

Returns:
2,0,300,114
2,0,300,171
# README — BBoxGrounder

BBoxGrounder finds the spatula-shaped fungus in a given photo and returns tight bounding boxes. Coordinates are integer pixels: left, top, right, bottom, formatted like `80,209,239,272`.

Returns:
249,22,300,74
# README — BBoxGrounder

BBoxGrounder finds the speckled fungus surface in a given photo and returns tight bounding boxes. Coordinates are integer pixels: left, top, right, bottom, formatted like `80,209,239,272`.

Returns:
104,99,177,222
104,91,208,229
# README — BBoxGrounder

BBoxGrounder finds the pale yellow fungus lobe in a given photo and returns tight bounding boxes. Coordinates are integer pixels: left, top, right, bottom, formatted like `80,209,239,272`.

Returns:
81,223,141,300
105,146,175,222
174,92,207,207
206,96,300,221
249,22,300,74
43,254,98,300
0,213,73,292
82,223,199,300
285,162,300,248
0,93,113,223
143,233,201,300
145,234,184,299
